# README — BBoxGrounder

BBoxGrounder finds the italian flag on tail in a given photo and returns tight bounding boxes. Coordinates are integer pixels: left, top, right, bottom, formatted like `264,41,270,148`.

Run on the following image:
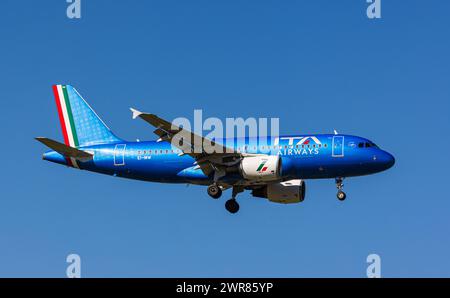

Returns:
52,84,79,168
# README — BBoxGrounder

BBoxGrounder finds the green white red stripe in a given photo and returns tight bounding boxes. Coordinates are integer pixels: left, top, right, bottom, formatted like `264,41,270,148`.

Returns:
52,84,79,168
257,159,268,172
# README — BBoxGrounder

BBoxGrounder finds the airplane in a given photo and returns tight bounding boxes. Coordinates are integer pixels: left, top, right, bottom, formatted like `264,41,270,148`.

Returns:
36,85,395,214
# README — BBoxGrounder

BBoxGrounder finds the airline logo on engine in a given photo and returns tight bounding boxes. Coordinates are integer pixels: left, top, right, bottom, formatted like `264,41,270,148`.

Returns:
256,159,269,173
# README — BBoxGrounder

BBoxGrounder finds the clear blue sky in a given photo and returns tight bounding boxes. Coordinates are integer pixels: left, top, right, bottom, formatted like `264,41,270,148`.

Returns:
1,0,449,277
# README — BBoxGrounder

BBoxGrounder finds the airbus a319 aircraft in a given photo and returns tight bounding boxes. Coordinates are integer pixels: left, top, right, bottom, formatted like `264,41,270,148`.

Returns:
36,85,395,214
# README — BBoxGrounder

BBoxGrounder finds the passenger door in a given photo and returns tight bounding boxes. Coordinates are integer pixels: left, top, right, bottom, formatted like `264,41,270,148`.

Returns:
114,144,126,166
332,136,344,157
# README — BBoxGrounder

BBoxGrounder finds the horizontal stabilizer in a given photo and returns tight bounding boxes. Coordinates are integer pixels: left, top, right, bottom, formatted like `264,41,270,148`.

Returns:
35,137,93,161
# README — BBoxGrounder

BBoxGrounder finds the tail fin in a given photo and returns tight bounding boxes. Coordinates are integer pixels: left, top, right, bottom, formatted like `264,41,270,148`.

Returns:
52,85,122,147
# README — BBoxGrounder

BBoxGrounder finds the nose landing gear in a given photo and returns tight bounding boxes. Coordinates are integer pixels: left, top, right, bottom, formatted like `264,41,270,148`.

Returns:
335,177,347,201
337,190,346,201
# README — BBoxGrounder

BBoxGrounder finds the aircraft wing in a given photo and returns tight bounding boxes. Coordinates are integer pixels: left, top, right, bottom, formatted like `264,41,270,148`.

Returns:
35,137,93,161
130,108,236,158
130,108,245,176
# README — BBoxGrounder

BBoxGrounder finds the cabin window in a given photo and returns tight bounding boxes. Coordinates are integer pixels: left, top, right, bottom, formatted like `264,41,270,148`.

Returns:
358,142,364,148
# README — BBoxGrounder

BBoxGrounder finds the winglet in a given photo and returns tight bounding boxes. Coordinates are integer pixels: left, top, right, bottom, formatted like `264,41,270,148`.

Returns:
130,108,142,119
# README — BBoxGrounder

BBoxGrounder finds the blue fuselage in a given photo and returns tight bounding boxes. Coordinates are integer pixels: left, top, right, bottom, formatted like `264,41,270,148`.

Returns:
43,134,395,184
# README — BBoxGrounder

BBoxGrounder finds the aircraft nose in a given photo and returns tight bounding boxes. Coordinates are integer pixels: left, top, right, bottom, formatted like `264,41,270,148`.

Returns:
381,151,395,170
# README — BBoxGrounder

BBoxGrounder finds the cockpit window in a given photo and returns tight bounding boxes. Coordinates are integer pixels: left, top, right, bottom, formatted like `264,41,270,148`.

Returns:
358,142,379,149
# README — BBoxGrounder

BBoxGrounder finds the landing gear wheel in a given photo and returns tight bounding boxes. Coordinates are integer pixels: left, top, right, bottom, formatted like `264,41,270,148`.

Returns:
207,184,222,199
335,177,346,201
225,199,240,214
337,191,346,201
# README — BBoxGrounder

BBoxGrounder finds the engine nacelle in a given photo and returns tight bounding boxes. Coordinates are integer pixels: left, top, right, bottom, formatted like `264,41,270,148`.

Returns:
252,179,306,204
239,155,282,182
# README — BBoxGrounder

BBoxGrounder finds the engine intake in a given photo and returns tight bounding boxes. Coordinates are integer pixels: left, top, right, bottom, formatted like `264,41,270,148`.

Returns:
252,179,306,204
239,155,281,182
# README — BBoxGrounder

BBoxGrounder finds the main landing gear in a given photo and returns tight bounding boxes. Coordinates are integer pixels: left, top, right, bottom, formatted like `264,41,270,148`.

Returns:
207,169,225,199
208,183,243,214
207,184,222,199
225,199,239,214
225,186,244,214
335,177,347,201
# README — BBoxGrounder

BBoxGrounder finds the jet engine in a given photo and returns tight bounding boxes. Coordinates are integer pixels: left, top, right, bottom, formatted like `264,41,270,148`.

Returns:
239,155,282,182
251,179,306,204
